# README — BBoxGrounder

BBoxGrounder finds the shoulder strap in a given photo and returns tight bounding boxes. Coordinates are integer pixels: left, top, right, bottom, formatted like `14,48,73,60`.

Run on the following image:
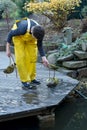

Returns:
27,18,30,32
30,19,39,25
27,18,39,33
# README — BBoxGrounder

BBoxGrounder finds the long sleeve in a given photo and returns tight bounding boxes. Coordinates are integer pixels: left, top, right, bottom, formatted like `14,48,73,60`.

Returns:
37,40,45,57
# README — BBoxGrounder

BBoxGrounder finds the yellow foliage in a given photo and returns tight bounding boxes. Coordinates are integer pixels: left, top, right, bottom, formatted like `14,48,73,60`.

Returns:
25,0,81,29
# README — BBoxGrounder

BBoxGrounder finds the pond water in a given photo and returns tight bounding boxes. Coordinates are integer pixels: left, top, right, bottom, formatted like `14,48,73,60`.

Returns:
55,98,87,130
0,97,87,130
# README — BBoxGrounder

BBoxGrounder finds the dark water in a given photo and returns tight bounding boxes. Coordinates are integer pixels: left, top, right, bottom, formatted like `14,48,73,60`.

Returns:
0,97,87,130
55,98,87,130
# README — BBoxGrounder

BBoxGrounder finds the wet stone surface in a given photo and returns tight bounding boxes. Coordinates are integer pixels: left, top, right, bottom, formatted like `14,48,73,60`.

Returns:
0,52,79,121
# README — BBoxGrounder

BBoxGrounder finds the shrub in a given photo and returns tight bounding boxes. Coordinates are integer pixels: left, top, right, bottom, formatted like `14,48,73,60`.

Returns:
25,0,81,29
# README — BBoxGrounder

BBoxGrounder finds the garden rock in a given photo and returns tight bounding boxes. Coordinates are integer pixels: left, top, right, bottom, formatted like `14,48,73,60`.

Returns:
47,53,58,65
74,51,87,59
63,61,87,69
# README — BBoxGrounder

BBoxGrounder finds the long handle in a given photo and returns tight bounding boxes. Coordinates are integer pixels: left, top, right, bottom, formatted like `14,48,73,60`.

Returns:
48,67,50,79
10,54,15,64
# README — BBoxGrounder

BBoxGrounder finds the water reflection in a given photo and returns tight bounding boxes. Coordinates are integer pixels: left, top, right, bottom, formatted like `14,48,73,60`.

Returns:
22,90,39,104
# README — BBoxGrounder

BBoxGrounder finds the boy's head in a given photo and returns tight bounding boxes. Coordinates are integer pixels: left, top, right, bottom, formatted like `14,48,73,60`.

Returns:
31,25,45,41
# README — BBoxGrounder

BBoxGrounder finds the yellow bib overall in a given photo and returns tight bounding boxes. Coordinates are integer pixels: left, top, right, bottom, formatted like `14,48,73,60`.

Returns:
12,19,38,82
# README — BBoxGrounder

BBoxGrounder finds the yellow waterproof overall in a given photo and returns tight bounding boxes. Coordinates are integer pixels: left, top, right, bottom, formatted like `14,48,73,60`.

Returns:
12,19,38,82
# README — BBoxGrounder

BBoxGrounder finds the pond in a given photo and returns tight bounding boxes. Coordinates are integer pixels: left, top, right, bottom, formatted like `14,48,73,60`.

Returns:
0,97,87,130
55,97,87,130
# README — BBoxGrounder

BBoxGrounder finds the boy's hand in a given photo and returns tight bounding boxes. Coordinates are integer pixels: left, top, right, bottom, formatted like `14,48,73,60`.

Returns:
42,56,49,67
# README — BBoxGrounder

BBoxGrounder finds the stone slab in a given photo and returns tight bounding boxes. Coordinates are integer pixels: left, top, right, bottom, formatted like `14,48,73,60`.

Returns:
0,51,79,122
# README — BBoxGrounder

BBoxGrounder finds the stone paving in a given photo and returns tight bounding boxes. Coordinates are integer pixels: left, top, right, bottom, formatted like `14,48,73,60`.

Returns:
0,51,79,122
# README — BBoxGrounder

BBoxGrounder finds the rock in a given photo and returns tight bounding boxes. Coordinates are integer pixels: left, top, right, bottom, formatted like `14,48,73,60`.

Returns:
47,53,58,64
81,42,87,51
77,67,87,79
57,54,74,62
74,51,87,59
63,61,87,69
